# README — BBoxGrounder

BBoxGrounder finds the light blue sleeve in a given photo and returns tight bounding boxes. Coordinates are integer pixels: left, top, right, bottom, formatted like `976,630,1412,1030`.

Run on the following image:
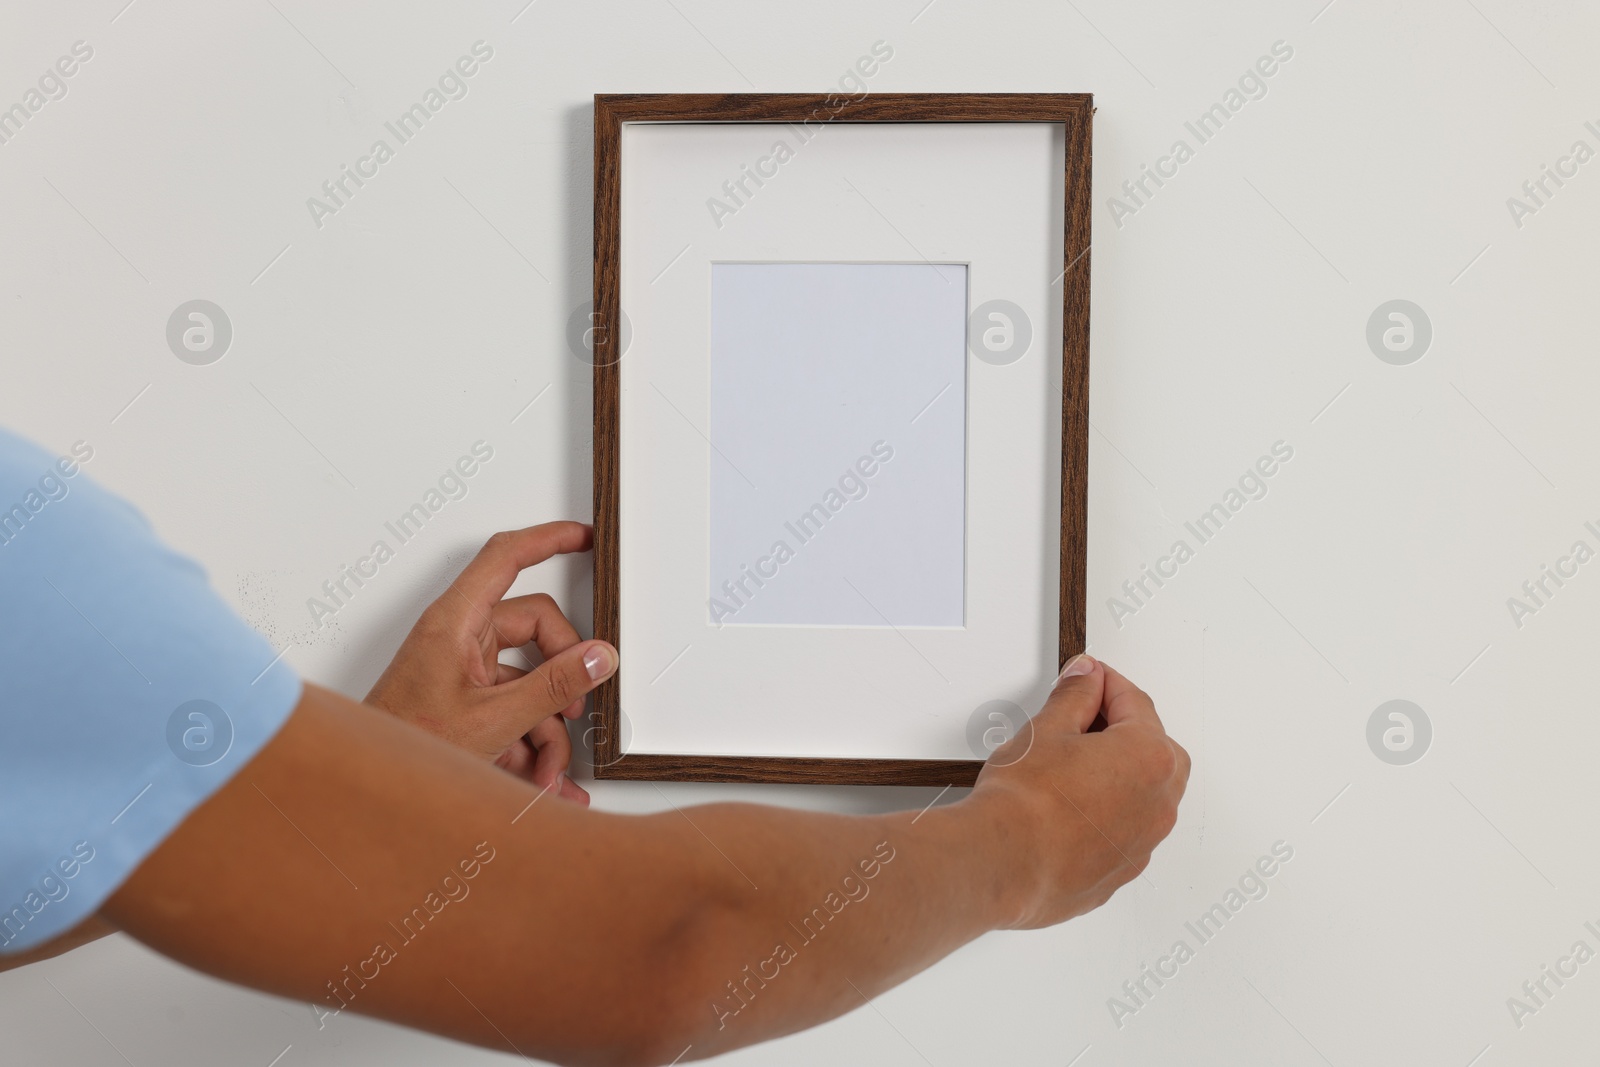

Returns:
0,428,301,953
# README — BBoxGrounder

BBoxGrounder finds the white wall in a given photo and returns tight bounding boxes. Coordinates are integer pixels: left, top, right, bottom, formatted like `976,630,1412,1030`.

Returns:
3,1,1598,1063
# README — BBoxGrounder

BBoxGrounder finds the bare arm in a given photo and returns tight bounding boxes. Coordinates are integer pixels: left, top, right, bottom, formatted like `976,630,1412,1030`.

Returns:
8,523,604,977
102,660,1184,1066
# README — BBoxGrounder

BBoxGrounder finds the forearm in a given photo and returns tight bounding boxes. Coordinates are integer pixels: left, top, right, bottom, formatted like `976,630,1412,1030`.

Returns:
645,798,1018,1058
102,686,1023,1066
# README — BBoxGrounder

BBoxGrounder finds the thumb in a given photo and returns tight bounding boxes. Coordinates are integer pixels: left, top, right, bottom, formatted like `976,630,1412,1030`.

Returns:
1036,654,1104,734
489,640,617,745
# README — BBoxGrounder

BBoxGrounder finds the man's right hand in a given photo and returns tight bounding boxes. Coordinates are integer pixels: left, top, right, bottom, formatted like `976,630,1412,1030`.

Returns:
970,655,1190,930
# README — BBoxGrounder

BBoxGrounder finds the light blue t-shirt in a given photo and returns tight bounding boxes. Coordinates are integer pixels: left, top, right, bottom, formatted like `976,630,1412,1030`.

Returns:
0,428,301,953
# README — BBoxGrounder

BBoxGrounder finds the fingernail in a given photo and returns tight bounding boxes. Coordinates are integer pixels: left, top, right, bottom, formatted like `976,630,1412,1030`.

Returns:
1053,654,1096,688
554,771,566,793
583,645,614,680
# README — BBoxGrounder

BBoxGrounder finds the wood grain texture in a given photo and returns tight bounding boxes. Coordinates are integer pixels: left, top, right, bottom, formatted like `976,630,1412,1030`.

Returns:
1059,103,1093,668
594,92,1090,125
592,95,623,771
592,93,1090,785
600,754,982,787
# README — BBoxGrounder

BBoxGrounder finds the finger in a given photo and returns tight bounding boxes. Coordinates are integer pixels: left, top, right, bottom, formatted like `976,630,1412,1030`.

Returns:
494,654,583,719
559,775,591,806
1099,664,1165,731
491,593,581,659
489,597,590,719
492,663,583,722
526,714,573,794
493,736,537,781
488,639,617,741
438,523,593,628
1032,654,1105,735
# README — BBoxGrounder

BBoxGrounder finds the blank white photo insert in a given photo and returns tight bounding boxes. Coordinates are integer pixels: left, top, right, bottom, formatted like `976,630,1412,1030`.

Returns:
708,262,967,628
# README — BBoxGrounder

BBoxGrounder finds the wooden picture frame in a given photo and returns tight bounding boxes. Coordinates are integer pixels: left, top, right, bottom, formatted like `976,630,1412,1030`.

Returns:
591,92,1092,785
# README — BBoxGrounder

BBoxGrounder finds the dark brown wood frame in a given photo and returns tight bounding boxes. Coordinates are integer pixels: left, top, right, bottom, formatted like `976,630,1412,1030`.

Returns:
592,92,1092,786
